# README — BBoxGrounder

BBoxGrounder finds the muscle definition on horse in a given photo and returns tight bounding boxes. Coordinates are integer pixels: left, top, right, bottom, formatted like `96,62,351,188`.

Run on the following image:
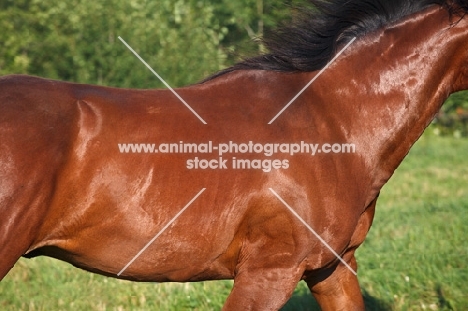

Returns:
1,0,468,309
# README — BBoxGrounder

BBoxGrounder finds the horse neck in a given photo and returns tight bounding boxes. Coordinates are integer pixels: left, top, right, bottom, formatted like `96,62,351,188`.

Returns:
326,5,468,195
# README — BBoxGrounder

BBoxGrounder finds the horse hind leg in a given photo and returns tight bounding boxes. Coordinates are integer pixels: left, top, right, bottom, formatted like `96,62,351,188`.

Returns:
0,199,30,280
0,163,57,280
0,107,71,279
0,190,43,280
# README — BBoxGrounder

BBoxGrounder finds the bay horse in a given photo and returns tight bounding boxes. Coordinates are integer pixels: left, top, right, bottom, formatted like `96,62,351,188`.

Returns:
1,0,468,309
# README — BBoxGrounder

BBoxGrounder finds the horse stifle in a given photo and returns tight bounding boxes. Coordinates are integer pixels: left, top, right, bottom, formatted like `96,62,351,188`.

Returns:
1,0,468,310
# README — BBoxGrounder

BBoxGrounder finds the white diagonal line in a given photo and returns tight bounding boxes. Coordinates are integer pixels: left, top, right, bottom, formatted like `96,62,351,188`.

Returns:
269,188,357,275
117,188,206,276
268,37,356,124
118,36,207,125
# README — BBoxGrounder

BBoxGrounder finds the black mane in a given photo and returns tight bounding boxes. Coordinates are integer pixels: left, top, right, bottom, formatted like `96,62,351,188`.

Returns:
204,0,468,82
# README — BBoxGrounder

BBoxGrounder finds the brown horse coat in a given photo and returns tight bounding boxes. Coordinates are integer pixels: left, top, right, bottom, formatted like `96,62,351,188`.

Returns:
1,1,468,310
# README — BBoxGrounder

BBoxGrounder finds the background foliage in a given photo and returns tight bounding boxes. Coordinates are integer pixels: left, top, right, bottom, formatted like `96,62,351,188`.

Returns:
1,0,466,134
0,0,305,87
1,0,466,125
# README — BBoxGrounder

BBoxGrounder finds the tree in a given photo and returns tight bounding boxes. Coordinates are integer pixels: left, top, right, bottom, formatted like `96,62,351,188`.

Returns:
1,0,230,87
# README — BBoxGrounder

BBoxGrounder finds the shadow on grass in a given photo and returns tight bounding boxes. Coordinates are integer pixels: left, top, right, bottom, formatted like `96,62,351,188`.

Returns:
281,287,393,311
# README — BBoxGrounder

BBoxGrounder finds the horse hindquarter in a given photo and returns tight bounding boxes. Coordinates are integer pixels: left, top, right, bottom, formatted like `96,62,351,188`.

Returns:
0,75,74,279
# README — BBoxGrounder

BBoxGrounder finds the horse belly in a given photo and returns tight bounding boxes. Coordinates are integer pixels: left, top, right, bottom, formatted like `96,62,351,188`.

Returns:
38,219,237,282
29,172,243,282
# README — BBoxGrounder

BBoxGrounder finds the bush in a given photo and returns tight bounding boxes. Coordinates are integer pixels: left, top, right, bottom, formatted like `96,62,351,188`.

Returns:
433,91,468,137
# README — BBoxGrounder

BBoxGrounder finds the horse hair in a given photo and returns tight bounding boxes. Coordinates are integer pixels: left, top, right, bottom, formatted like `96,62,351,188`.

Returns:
203,0,468,82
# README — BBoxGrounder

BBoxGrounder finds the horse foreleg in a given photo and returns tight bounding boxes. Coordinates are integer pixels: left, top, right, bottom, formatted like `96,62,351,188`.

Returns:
306,255,364,311
222,266,302,311
306,197,377,311
221,208,306,310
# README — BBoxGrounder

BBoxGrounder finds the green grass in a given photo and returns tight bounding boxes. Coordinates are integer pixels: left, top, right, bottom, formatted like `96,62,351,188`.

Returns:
1,128,467,310
355,129,468,311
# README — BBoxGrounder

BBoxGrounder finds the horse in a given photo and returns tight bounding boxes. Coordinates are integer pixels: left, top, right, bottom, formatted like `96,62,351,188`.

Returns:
1,0,467,309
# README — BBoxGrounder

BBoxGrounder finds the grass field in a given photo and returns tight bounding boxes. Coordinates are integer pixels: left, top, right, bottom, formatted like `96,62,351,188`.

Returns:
1,129,467,310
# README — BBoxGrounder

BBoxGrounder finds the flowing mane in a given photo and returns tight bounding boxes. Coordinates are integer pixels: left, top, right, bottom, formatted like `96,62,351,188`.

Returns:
204,0,468,82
